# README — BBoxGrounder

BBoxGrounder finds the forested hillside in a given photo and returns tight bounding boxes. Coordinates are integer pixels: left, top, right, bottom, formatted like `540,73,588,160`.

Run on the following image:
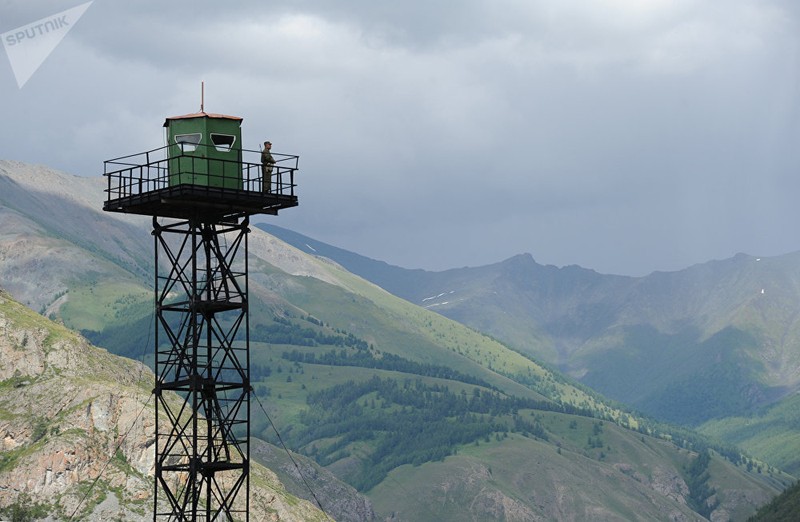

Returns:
264,223,800,480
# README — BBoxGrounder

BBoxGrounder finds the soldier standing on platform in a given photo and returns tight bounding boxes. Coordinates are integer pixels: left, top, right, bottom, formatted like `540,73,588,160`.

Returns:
261,141,275,193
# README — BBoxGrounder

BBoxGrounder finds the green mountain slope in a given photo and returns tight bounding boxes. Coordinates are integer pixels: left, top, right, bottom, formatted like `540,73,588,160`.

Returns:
367,422,781,522
0,161,794,520
263,224,800,468
700,393,800,477
748,480,800,521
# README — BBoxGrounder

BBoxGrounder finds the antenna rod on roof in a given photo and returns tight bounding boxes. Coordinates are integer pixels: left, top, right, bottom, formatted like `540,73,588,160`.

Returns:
201,81,205,113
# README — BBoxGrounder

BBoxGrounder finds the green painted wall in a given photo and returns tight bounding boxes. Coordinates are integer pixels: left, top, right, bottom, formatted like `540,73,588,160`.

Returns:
165,115,243,189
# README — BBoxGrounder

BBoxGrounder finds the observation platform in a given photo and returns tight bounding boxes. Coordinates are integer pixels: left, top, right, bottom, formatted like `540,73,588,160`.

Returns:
103,144,298,221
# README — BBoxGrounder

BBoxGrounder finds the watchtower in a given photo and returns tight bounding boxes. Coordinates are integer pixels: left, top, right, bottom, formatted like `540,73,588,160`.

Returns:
103,109,298,521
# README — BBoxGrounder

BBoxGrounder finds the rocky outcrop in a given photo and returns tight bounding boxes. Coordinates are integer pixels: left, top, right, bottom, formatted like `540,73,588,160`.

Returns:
252,438,376,522
0,289,328,521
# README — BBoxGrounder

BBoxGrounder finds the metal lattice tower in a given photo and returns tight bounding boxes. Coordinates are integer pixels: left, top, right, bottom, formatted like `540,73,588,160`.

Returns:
103,111,298,520
153,218,250,520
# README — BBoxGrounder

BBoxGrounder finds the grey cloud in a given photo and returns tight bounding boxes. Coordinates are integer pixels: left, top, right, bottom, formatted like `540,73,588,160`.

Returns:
1,0,798,275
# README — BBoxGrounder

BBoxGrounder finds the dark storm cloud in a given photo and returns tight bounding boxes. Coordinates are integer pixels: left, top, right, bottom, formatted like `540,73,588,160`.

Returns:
1,0,798,275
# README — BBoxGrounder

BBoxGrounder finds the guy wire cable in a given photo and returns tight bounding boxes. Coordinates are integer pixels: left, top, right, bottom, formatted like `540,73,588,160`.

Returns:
68,318,154,521
252,391,333,521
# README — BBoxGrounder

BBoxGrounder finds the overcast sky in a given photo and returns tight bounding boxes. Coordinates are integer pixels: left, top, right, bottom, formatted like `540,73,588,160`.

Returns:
1,1,799,276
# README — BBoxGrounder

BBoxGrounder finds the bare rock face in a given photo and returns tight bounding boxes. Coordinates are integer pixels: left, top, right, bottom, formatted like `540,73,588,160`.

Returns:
0,290,327,521
252,438,376,522
648,465,690,505
0,289,154,520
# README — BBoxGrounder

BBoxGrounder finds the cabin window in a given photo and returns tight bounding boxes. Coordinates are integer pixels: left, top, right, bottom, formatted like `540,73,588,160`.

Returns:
175,133,202,152
210,133,236,152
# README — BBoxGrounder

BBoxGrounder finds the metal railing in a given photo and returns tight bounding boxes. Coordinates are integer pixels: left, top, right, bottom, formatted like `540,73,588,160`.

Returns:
104,143,299,203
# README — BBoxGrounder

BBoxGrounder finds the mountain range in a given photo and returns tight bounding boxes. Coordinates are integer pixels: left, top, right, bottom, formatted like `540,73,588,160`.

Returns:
1,159,797,521
262,223,800,476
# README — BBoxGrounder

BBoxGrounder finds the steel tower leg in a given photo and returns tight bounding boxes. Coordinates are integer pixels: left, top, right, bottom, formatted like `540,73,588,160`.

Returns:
152,217,250,521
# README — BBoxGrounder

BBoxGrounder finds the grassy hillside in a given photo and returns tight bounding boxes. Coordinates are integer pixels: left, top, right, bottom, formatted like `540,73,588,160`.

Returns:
365,414,786,522
748,480,800,521
700,393,800,477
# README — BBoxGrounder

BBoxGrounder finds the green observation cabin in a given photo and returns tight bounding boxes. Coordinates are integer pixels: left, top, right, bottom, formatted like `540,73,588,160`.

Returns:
165,112,243,190
103,110,298,221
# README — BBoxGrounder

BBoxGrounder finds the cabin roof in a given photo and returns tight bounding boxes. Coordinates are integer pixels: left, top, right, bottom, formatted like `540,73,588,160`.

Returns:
163,112,243,127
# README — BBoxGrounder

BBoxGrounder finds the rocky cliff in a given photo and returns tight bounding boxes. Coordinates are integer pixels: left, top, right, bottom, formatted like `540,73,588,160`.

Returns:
0,288,328,521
